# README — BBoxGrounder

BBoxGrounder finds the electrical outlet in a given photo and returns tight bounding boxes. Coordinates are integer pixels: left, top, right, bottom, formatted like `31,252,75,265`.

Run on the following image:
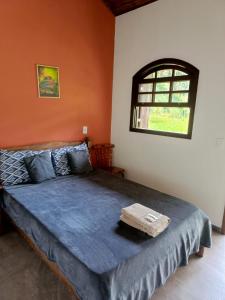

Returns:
82,126,88,135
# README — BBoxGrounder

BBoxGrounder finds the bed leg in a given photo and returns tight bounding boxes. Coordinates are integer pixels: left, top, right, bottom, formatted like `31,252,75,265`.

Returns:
0,208,9,236
0,208,5,235
196,246,204,257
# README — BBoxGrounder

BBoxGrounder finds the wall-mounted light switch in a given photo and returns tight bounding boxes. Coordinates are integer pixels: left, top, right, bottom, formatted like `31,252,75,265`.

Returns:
83,126,88,135
216,138,224,147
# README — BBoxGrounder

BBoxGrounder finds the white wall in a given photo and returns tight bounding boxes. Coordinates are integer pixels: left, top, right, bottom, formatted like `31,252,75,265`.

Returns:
111,0,225,227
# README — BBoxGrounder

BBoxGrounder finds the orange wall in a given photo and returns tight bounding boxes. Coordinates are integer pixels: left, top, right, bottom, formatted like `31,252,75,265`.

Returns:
0,0,114,147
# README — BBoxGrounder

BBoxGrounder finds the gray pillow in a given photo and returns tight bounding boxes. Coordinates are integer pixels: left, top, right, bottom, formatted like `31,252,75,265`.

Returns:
0,149,49,186
24,152,56,183
51,143,88,176
68,150,93,174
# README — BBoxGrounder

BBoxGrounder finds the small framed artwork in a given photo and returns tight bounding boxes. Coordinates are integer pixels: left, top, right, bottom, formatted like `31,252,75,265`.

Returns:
36,64,60,98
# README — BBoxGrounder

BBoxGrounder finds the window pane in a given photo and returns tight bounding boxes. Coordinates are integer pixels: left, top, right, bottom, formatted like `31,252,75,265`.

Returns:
144,72,155,79
157,69,173,78
133,107,150,129
133,107,190,134
149,107,190,134
139,83,153,92
138,94,152,103
173,80,190,91
174,70,188,76
155,82,170,92
154,93,169,103
171,93,189,103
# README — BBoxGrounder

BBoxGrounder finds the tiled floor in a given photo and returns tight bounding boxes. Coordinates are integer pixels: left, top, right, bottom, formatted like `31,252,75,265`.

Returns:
0,231,224,300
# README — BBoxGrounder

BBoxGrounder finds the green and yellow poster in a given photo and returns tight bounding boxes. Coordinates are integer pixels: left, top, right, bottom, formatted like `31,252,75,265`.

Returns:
37,65,60,98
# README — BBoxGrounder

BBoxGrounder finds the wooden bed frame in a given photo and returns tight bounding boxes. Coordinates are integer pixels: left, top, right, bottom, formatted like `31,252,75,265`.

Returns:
0,141,82,299
0,140,205,299
0,209,78,299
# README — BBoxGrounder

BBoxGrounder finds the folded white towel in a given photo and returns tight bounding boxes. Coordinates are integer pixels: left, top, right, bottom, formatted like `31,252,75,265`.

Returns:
120,203,170,237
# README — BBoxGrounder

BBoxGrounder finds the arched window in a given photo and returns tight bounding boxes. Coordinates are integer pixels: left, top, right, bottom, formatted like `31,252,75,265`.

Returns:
130,58,199,139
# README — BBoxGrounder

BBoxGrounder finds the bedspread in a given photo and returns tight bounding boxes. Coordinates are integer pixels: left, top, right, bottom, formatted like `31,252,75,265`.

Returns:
1,170,211,300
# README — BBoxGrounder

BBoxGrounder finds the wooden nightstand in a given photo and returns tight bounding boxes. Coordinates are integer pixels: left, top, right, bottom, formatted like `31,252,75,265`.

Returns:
104,166,125,178
90,144,125,178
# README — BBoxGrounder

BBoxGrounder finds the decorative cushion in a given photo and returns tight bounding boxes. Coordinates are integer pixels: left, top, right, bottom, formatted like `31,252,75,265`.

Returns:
0,149,48,186
52,143,88,176
68,150,93,174
24,152,56,183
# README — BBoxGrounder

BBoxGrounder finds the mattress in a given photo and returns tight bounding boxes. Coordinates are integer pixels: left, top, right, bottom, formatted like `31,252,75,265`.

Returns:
1,169,211,300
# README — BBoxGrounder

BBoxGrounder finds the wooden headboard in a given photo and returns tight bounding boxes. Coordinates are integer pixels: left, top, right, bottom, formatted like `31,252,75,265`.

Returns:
3,140,83,151
0,141,83,190
0,141,114,189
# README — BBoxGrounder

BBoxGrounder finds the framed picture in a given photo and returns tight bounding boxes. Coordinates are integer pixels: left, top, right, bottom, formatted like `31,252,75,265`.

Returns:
36,64,60,98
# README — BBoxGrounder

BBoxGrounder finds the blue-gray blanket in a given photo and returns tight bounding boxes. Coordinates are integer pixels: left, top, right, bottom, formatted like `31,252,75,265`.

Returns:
1,170,211,300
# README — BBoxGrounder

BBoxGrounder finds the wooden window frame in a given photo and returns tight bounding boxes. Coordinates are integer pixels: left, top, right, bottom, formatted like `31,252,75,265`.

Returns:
130,58,199,139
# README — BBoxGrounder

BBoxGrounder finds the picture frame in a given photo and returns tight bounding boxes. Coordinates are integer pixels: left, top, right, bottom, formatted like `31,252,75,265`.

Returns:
36,64,60,98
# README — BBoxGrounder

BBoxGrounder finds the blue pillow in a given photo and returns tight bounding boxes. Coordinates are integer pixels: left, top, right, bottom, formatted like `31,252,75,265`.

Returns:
0,149,49,186
52,143,88,176
24,152,56,183
68,150,93,174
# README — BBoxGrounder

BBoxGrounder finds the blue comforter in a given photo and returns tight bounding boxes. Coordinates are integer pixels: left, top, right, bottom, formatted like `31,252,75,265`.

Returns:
1,170,211,300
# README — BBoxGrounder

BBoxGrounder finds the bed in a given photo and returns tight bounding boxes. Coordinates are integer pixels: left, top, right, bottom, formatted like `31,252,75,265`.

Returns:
0,142,211,300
